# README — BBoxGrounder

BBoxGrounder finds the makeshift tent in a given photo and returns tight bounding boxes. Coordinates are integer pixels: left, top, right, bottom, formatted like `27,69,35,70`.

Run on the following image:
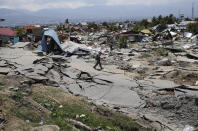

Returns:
38,29,90,56
38,29,63,54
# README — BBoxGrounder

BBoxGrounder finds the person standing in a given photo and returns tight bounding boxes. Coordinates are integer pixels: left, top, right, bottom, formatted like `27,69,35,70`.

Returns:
93,51,103,70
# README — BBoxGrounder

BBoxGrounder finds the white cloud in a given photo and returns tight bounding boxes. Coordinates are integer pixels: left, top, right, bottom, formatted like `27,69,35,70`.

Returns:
106,0,187,6
0,0,93,11
0,0,197,11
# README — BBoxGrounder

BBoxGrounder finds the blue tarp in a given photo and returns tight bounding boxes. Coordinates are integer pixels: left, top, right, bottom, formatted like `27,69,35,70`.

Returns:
14,37,19,44
38,29,63,52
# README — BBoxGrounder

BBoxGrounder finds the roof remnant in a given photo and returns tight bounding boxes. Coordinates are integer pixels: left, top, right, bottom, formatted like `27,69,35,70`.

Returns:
0,28,16,36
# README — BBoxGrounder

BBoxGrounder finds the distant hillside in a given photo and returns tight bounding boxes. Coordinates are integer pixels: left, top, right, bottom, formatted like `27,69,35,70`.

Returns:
0,8,60,26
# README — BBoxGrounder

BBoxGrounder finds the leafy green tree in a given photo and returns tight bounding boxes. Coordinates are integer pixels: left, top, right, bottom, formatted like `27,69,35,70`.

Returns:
88,22,98,30
56,25,63,31
167,14,177,24
107,23,118,31
158,15,163,22
157,21,168,31
118,37,127,48
195,18,198,22
102,22,108,27
152,16,159,26
16,27,24,38
140,19,150,28
187,22,198,34
133,24,143,32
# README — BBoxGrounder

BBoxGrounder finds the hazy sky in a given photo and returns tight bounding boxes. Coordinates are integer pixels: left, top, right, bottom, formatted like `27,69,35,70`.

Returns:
0,0,197,11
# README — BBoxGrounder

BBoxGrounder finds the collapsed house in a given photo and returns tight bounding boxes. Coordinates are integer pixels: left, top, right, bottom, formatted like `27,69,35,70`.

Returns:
0,28,19,45
24,25,43,42
113,31,146,43
38,29,64,55
26,28,43,42
38,29,90,56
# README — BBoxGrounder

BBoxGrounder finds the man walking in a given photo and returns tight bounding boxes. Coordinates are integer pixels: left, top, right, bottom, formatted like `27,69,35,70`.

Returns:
93,51,103,70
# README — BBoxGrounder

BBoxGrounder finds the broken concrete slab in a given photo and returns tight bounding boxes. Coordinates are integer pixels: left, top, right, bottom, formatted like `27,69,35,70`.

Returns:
17,64,49,76
0,48,41,66
0,68,10,75
186,53,198,60
11,42,31,48
0,60,8,67
25,73,48,82
46,69,61,83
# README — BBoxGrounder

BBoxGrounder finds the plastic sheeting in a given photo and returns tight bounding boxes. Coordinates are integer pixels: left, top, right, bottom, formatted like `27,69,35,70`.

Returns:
61,41,90,55
38,29,63,52
170,31,177,36
184,32,193,38
38,29,90,56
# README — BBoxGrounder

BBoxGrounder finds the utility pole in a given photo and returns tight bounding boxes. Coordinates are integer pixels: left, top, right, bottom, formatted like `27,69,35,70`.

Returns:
192,3,194,19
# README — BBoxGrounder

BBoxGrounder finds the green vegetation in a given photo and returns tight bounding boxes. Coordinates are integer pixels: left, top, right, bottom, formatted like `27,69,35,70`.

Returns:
102,22,108,27
8,86,151,131
12,91,24,102
118,37,127,48
133,24,144,32
88,22,99,30
56,25,64,31
153,48,169,56
0,82,3,90
157,21,168,31
187,22,198,34
194,18,198,22
16,27,25,38
139,53,152,59
101,22,119,32
108,23,119,32
134,14,177,32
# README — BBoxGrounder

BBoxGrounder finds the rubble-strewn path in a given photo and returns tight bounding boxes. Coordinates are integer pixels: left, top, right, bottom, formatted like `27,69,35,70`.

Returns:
65,56,198,131
0,46,198,131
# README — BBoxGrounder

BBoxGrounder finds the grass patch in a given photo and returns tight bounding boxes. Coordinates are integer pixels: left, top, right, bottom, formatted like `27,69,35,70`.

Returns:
153,48,169,56
7,85,151,131
0,82,4,90
31,87,151,131
139,53,152,59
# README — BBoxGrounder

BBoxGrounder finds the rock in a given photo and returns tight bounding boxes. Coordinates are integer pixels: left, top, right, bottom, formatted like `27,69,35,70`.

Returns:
8,87,19,91
47,80,59,87
150,122,162,130
26,73,48,82
161,101,176,110
195,98,198,106
195,81,198,86
46,69,61,83
11,42,30,48
50,55,68,64
33,50,46,56
31,125,60,131
0,60,7,67
43,63,53,69
60,67,80,79
34,64,49,75
18,64,49,76
186,53,198,60
0,68,10,75
157,58,172,66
